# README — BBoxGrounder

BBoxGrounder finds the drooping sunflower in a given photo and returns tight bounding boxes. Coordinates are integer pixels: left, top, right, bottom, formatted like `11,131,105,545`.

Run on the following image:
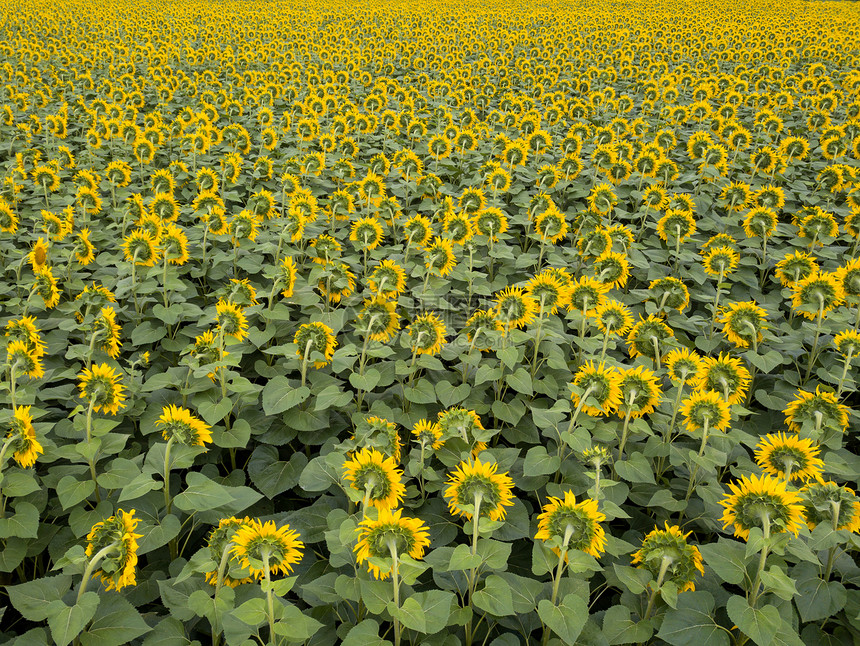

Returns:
526,272,570,314
665,348,704,383
567,276,609,315
412,419,444,450
587,183,617,215
835,258,860,301
6,340,44,379
4,316,45,358
215,299,248,342
702,245,740,277
122,230,160,267
279,256,298,299
743,207,778,239
368,259,407,298
318,262,356,304
626,315,674,361
160,224,189,265
534,207,568,244
157,404,212,447
92,306,121,359
592,252,630,289
342,447,406,511
719,301,768,349
74,228,95,265
78,363,126,415
571,362,623,417
656,210,697,243
355,507,431,580
680,389,731,434
648,277,690,312
350,217,384,251
494,286,537,329
616,365,662,419
833,329,860,358
775,250,818,287
593,300,633,337
791,272,844,320
462,309,503,352
203,517,254,587
85,509,142,591
754,432,824,483
294,322,337,368
6,406,43,468
695,353,751,405
472,208,508,241
784,386,849,434
535,491,606,560
444,457,515,522
231,519,304,580
358,298,400,343
720,473,804,541
631,524,704,593
424,236,457,276
437,408,488,456
407,312,447,356
33,265,60,309
800,480,860,532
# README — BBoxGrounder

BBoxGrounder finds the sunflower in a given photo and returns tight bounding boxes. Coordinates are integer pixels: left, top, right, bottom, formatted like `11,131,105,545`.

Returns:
407,312,446,355
631,524,704,593
800,481,860,532
318,262,356,304
784,386,849,434
122,230,160,267
462,309,503,352
350,217,384,251
681,389,731,434
444,458,515,522
494,286,537,329
695,353,751,405
534,207,568,244
6,340,44,379
571,362,622,417
701,233,737,254
6,406,43,468
648,277,689,312
443,210,473,244
719,181,752,212
587,183,617,215
160,224,189,265
702,245,740,277
74,228,95,265
656,210,697,243
342,447,405,511
92,306,121,359
357,416,401,462
834,329,860,358
0,200,18,233
459,187,486,214
278,256,298,299
437,408,487,456
665,348,704,383
294,322,337,368
41,210,67,241
358,298,400,342
754,432,824,483
526,272,570,314
472,208,508,241
592,252,630,289
720,474,804,541
28,237,48,271
799,210,838,244
85,509,142,591
412,419,444,450
719,301,768,349
231,519,303,580
576,228,612,259
425,236,457,276
368,259,407,298
215,299,248,341
355,507,431,580
78,363,126,415
593,301,633,339
626,315,674,361
615,365,662,419
835,259,860,301
535,491,606,559
308,235,341,266
791,272,844,320
568,276,609,314
157,404,212,447
203,517,254,587
775,251,818,287
4,316,45,358
743,207,778,239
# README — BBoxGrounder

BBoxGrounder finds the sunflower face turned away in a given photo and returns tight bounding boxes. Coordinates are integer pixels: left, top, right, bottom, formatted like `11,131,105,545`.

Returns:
231,519,304,579
631,523,704,593
78,363,126,414
85,509,143,591
444,457,515,522
720,473,804,541
343,447,405,510
355,507,431,580
294,322,337,368
157,404,212,447
204,517,253,587
535,491,606,559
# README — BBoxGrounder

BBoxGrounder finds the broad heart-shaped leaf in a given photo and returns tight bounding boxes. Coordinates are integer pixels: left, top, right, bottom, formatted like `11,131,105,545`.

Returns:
794,573,847,623
173,471,235,512
79,593,152,646
48,592,100,646
56,476,96,510
537,593,588,645
603,605,653,645
726,595,780,646
389,590,455,635
262,376,308,415
614,452,656,484
7,575,73,621
248,445,308,498
656,591,729,646
522,445,560,476
698,539,747,585
0,500,39,538
341,620,392,646
472,575,516,616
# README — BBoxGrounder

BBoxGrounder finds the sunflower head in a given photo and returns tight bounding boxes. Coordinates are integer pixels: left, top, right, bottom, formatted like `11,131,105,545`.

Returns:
656,210,697,243
231,519,304,579
294,322,337,368
702,245,740,277
368,259,406,298
755,432,824,483
694,353,751,406
342,447,405,511
6,406,43,468
571,362,622,417
775,251,818,287
526,272,570,314
647,277,690,313
833,329,860,359
494,286,537,329
665,348,704,383
444,458,515,522
355,507,431,580
681,389,731,433
719,301,768,349
157,404,212,447
6,339,44,379
358,298,400,343
408,312,447,355
437,407,487,456
215,299,248,341
85,509,142,591
720,473,805,541
78,363,126,415
783,386,849,435
592,252,630,290
355,416,401,462
631,523,704,593
616,365,662,418
535,491,606,559
204,517,254,587
425,237,457,276
412,419,444,450
800,480,860,532
463,309,503,352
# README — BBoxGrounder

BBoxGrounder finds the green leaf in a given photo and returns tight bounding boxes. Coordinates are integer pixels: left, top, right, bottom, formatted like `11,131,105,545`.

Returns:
435,380,470,407
614,452,655,484
79,594,152,646
522,445,560,476
273,604,324,641
612,565,653,594
759,567,797,601
405,378,437,404
349,369,380,392
506,368,533,395
392,590,454,635
214,418,252,448
795,575,847,623
447,543,481,571
656,591,729,646
136,514,181,555
698,539,747,585
726,595,780,646
537,593,588,645
0,501,39,538
7,575,72,621
359,578,393,614
314,383,354,410
117,472,161,503
262,377,308,415
230,598,268,626
491,398,526,425
603,605,653,645
248,445,307,498
472,575,515,616
56,476,96,510
48,593,100,646
498,347,518,370
173,472,235,512
476,538,512,570
197,396,233,426
342,620,391,646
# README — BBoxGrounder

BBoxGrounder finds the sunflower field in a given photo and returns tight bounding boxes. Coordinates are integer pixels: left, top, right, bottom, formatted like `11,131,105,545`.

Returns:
2,0,860,644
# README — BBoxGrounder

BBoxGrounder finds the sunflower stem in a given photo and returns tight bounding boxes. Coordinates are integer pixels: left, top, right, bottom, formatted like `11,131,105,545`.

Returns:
84,397,101,504
707,268,725,339
802,296,826,385
616,391,637,464
76,542,119,604
684,415,710,503
531,297,546,380
212,542,234,646
823,501,841,580
651,336,661,371
542,525,574,646
262,549,276,646
748,513,771,607
836,350,853,397
161,252,170,308
643,555,672,621
300,339,313,388
163,436,175,517
388,539,402,646
465,493,483,646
